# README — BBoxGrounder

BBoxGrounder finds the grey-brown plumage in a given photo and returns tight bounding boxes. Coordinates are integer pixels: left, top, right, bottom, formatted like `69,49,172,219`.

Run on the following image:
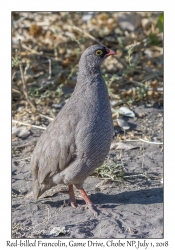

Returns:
31,45,116,215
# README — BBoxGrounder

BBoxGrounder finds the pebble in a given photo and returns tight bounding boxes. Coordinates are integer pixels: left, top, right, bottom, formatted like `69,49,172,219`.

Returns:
17,106,24,112
118,107,135,118
24,75,34,83
137,112,146,118
12,126,20,135
114,126,121,133
52,103,63,109
82,12,94,22
110,100,118,106
12,126,30,138
117,117,130,130
49,227,68,236
118,13,142,31
157,113,162,118
146,103,153,108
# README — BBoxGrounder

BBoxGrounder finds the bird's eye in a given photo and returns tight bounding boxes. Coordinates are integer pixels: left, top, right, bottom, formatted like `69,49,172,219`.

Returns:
95,50,103,56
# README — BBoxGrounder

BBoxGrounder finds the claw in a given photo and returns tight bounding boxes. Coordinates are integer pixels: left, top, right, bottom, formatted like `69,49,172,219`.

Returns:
66,199,77,208
85,203,100,217
68,185,103,216
78,188,101,216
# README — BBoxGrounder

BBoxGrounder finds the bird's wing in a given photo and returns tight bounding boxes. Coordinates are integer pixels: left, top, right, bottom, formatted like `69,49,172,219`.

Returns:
31,106,78,185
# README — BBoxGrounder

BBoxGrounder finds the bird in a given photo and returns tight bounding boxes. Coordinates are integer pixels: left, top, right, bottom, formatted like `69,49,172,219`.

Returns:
31,44,116,215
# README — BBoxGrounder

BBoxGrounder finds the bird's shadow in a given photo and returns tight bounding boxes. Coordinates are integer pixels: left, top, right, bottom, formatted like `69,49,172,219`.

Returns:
90,187,163,208
41,187,163,209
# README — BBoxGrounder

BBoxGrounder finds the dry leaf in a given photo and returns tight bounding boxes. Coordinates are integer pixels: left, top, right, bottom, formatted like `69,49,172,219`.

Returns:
110,142,139,151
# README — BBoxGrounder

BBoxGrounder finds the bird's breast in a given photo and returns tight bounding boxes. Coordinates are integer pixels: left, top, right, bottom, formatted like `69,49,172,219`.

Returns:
74,86,113,162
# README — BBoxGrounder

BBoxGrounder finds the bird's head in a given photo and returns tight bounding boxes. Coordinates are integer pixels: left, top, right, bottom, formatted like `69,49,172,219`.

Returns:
79,45,116,73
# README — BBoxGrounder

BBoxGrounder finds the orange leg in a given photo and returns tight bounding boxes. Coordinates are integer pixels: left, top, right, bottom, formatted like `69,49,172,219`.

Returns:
78,188,93,204
68,186,101,216
78,188,100,216
68,184,77,208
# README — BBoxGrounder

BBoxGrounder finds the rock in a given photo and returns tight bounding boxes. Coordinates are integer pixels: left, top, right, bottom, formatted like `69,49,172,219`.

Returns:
18,127,30,138
110,100,118,106
24,74,34,83
137,112,146,118
17,106,24,112
117,107,135,117
52,103,63,109
12,126,21,136
12,126,30,138
114,126,121,134
146,103,153,108
117,117,130,130
118,13,142,31
49,227,69,236
82,12,94,22
141,18,151,29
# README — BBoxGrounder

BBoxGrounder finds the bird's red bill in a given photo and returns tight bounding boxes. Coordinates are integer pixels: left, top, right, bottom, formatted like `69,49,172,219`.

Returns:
106,48,116,57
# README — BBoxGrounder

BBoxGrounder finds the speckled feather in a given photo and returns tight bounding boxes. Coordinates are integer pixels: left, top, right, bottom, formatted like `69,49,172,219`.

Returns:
31,45,114,201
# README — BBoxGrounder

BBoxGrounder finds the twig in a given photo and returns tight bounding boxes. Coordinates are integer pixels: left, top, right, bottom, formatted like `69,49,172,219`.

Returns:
124,173,149,179
14,157,31,162
72,26,103,46
21,43,43,55
98,177,121,182
142,73,161,82
72,26,127,68
112,99,129,107
127,79,144,87
141,147,145,169
12,120,46,130
151,46,163,54
18,40,37,112
39,114,54,121
12,139,38,148
124,139,163,145
12,88,21,94
127,79,163,92
47,206,51,221
148,87,163,92
19,63,36,112
48,59,52,79
14,16,26,25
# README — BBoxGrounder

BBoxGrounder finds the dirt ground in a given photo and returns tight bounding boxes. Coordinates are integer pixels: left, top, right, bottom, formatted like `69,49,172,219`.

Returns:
12,103,163,239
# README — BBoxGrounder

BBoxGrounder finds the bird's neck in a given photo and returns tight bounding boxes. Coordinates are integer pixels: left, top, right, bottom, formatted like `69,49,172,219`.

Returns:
76,65,102,88
74,68,108,102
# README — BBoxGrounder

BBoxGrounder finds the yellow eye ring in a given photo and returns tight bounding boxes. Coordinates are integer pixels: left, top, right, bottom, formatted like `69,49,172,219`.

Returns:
95,50,103,56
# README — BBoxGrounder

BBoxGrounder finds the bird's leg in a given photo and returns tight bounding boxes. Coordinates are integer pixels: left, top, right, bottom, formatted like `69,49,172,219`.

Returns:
68,186,100,216
68,184,77,208
78,188,100,216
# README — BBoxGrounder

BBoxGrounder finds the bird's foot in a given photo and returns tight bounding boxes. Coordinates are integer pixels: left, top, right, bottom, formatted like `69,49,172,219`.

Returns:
66,199,99,216
84,203,101,217
77,187,101,216
77,202,101,216
68,186,104,216
66,199,78,208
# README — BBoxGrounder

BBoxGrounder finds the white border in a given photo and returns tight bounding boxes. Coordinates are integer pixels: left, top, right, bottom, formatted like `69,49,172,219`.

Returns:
0,1,174,249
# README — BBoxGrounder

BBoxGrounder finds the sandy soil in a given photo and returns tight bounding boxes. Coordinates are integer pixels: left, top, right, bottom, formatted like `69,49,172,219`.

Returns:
12,103,163,238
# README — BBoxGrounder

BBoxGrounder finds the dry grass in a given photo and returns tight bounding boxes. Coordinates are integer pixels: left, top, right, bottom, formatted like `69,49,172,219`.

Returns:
12,12,163,126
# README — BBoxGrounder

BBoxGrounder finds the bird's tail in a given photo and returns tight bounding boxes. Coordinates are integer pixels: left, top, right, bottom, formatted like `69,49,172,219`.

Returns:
32,174,57,201
32,179,41,201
